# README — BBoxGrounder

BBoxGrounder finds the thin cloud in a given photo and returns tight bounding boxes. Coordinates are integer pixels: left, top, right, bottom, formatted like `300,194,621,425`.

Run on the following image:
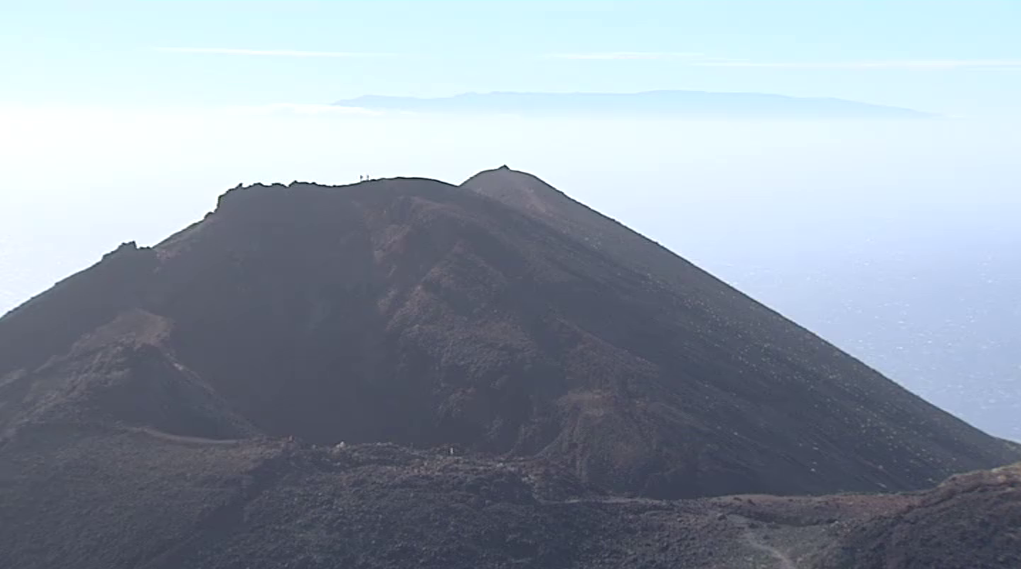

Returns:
544,52,719,61
155,47,397,58
546,53,1021,69
695,59,1021,69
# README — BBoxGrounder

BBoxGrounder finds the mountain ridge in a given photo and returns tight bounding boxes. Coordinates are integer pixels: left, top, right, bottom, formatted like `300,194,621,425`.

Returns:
1,167,1018,569
2,169,1015,494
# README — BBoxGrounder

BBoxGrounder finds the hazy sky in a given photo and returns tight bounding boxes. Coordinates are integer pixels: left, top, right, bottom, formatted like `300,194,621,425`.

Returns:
1,1,1019,440
3,1,1021,115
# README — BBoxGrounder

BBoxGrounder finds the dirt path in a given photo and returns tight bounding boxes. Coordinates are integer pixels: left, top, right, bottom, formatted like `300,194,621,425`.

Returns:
553,495,666,506
743,530,797,569
131,427,244,446
548,497,802,568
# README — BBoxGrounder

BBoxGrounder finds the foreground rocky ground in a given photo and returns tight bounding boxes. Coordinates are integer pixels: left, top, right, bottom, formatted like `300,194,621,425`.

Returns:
2,424,1016,569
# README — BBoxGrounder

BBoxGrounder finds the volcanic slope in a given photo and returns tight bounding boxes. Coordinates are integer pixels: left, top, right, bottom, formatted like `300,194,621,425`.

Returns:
1,170,1018,505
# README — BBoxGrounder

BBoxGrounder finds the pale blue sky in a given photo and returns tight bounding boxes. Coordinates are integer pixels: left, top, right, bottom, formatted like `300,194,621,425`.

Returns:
3,0,1021,115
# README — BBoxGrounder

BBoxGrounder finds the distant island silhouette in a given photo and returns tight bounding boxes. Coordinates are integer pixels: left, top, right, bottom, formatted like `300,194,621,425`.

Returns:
334,90,935,119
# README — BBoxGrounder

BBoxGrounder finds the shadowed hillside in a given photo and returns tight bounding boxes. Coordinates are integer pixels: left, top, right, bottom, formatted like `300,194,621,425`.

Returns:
1,169,1018,569
2,171,1017,499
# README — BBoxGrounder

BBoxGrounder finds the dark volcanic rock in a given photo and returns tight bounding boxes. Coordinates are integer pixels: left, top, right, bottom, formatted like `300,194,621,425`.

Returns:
2,168,1019,569
0,429,761,569
1,172,1017,502
816,462,1021,569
